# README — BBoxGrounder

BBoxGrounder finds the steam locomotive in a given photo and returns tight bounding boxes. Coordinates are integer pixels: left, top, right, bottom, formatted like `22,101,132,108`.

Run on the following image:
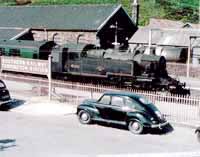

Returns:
0,39,190,95
51,43,190,95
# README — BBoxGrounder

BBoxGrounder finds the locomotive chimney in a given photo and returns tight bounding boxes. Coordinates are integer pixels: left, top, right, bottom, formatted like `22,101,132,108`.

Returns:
132,0,139,26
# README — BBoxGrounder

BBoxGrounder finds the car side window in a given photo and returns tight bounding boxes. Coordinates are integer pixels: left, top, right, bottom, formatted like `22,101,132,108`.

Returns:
125,97,137,108
98,95,111,105
111,96,124,107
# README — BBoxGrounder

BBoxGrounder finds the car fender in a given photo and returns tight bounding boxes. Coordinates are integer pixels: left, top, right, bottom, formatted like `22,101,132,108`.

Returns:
77,104,99,117
126,112,152,126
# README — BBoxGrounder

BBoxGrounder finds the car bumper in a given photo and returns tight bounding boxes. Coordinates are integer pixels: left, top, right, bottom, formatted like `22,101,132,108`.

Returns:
0,99,13,106
150,121,169,129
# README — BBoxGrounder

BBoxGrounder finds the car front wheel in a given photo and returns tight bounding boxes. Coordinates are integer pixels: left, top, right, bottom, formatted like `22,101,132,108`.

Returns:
78,110,92,124
128,120,143,134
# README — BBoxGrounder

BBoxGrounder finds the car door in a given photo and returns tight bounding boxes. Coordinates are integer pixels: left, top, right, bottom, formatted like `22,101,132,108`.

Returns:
95,94,111,120
109,96,127,122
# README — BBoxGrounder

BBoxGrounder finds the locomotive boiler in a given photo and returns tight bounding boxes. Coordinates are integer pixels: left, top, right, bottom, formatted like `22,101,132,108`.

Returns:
51,43,190,95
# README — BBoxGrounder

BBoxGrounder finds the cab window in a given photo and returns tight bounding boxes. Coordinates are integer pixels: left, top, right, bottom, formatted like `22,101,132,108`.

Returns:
111,96,124,107
98,95,111,105
69,52,79,61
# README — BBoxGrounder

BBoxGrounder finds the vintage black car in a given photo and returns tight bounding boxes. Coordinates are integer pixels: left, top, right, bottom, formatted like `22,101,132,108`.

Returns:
195,127,200,142
0,80,11,105
77,91,168,134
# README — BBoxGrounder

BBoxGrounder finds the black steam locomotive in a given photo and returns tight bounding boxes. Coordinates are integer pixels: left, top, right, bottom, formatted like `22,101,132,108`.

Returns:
0,39,189,95
51,43,190,95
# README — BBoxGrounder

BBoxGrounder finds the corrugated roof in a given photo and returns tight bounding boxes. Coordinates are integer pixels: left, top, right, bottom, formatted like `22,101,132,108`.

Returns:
129,26,200,47
129,27,163,45
157,29,200,47
0,5,121,31
0,28,28,40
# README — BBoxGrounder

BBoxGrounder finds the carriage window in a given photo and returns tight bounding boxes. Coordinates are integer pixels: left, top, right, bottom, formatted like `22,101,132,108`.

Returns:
111,96,124,107
69,52,79,60
0,48,5,55
9,49,20,56
98,95,111,105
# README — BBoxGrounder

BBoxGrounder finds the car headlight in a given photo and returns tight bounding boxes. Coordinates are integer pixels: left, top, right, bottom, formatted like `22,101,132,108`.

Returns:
155,111,163,119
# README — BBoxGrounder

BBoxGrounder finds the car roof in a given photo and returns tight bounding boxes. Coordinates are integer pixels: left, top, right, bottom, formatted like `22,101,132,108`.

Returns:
103,91,141,99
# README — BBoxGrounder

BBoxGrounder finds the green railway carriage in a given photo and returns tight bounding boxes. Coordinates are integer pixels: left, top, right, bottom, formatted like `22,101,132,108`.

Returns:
0,40,55,59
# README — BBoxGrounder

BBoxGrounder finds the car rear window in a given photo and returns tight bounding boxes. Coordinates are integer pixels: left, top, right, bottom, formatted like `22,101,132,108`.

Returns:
0,82,5,88
138,97,151,105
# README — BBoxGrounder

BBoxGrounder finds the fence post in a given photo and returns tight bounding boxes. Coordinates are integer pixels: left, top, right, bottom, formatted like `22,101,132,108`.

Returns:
48,55,52,101
198,100,200,120
91,90,93,99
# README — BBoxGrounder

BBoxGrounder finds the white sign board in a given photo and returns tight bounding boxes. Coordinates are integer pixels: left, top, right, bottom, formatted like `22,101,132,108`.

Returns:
0,56,49,75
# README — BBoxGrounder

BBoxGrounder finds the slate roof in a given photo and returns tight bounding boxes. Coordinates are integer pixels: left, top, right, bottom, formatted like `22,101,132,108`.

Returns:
0,5,123,31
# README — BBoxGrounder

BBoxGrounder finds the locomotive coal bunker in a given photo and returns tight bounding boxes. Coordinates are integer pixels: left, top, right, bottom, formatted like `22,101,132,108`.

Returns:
51,43,190,95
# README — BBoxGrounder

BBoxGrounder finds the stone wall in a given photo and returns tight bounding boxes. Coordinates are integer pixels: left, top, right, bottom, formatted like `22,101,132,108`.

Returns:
31,30,97,45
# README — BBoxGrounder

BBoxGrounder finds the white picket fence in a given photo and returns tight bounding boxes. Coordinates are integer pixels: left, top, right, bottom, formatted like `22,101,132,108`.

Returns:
1,73,200,125
50,81,200,124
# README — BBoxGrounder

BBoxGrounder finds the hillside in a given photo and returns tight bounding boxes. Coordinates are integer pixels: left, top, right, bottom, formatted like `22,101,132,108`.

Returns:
0,0,199,26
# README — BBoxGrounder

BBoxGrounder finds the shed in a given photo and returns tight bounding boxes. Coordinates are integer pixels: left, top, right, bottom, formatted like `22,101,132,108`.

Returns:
129,18,200,64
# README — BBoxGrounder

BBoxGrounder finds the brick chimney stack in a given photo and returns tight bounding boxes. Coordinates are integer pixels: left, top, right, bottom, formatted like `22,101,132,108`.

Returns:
132,0,139,26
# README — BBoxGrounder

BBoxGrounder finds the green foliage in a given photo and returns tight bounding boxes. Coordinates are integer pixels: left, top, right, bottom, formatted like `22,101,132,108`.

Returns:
32,0,118,5
0,0,198,25
156,0,199,24
0,0,15,5
139,0,166,25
